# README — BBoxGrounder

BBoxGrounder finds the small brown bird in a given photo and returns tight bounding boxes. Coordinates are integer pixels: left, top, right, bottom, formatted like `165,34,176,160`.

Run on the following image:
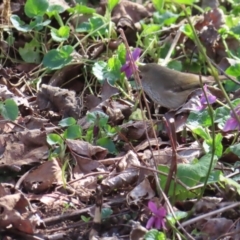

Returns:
138,63,228,109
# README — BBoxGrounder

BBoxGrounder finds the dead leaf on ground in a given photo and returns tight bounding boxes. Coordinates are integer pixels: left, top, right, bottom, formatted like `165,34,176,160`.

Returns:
70,175,98,202
95,0,152,45
66,139,108,159
194,197,222,213
134,138,168,152
126,178,155,205
0,134,48,169
0,193,42,234
85,80,119,110
0,183,12,197
49,64,85,92
101,150,140,190
200,218,233,240
23,158,63,193
119,120,158,141
73,154,106,176
28,192,84,209
37,84,82,119
129,221,148,240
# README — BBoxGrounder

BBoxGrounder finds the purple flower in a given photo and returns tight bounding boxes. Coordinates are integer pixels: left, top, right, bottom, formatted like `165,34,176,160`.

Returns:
197,85,217,110
223,105,240,132
120,48,141,78
146,201,166,230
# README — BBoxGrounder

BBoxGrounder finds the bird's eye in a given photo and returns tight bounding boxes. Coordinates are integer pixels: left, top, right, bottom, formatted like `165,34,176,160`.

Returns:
139,74,143,79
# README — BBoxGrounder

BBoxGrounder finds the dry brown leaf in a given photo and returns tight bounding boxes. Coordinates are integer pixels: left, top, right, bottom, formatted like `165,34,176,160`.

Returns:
119,120,158,141
70,175,98,202
37,84,82,119
194,197,222,213
0,193,41,234
66,139,108,160
23,158,63,193
0,134,48,169
73,154,106,176
200,218,233,239
129,221,148,240
32,192,83,208
101,151,140,190
126,178,155,205
49,64,84,92
85,80,119,110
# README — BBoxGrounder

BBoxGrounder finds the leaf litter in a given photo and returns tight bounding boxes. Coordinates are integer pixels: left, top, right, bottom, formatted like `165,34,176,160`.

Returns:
1,0,240,239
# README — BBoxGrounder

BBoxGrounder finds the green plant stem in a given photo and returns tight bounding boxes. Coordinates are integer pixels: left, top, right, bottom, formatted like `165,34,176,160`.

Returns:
200,79,216,199
55,13,64,27
117,84,134,101
180,5,240,200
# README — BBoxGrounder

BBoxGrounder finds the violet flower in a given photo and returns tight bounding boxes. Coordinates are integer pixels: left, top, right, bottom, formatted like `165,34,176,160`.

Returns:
197,85,217,110
223,105,240,132
120,48,141,78
146,201,166,230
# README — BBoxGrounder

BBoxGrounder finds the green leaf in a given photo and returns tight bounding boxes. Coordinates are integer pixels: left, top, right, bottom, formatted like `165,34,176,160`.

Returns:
75,22,91,32
19,39,41,63
63,125,82,139
108,0,119,12
81,215,91,223
226,59,240,76
229,143,240,157
92,57,121,85
29,16,51,31
180,24,194,40
0,99,18,120
142,24,161,35
187,110,213,128
25,0,49,18
76,16,108,35
10,15,32,32
106,56,122,84
204,133,223,157
92,61,108,83
116,43,126,65
225,15,240,29
182,59,201,74
215,99,240,129
225,58,240,77
202,170,221,184
89,16,108,36
129,108,147,120
59,117,76,127
47,133,63,145
153,11,179,25
47,5,65,17
51,26,70,42
42,45,73,70
158,154,218,201
191,126,210,141
97,137,116,153
214,106,231,129
167,211,188,225
86,111,109,127
167,60,182,71
166,0,194,3
68,4,96,14
145,229,166,240
101,208,113,219
152,0,164,13
220,173,240,195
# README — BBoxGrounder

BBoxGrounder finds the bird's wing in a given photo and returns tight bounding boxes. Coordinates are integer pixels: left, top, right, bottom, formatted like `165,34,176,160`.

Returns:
144,83,194,109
